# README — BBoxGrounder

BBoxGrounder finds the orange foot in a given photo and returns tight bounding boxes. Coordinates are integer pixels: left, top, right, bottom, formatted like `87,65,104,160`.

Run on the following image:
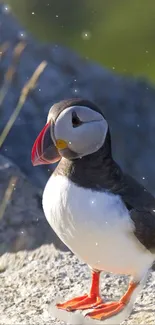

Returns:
57,270,102,311
86,301,125,320
56,294,102,311
86,281,138,320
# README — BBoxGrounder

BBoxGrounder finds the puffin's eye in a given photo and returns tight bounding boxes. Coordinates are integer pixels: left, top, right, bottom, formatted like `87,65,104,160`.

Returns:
72,111,82,128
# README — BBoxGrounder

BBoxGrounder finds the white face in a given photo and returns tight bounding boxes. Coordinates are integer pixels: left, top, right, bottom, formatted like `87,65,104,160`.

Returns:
50,105,108,159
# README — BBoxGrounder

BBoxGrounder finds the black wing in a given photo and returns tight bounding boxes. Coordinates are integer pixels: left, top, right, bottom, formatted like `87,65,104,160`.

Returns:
118,173,155,253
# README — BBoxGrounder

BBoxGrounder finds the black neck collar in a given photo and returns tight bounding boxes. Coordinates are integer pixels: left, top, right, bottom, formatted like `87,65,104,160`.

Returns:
54,131,124,192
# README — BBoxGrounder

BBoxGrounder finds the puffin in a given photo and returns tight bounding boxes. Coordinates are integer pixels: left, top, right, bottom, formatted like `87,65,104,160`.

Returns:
31,98,155,321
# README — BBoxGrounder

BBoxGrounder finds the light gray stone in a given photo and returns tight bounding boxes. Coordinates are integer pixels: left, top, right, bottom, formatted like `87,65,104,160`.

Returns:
0,245,154,324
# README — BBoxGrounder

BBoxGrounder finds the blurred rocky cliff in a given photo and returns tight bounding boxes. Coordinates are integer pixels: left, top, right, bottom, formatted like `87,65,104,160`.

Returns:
0,2,155,196
0,154,67,255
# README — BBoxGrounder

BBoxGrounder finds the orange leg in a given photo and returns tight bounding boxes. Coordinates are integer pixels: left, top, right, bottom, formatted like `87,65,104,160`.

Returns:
56,271,102,311
86,281,138,320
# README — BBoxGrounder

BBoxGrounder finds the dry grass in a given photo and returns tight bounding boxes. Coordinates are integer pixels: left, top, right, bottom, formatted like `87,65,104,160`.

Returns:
0,60,47,148
0,41,26,105
0,41,48,221
0,41,10,60
0,176,18,220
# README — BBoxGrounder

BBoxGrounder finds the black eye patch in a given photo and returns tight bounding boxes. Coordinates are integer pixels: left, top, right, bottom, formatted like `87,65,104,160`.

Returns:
72,111,83,128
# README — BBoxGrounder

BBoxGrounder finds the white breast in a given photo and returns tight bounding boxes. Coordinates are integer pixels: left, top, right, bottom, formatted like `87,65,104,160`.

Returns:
42,175,153,278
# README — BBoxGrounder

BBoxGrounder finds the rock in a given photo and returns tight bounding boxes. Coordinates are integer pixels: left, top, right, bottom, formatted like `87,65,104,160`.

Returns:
0,154,67,255
0,3,155,194
0,245,154,324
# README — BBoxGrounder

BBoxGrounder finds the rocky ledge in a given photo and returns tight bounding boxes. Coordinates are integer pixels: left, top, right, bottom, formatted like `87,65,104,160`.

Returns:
0,245,154,325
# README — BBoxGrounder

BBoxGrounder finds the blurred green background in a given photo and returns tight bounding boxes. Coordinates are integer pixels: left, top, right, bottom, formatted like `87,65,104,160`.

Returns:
6,0,155,83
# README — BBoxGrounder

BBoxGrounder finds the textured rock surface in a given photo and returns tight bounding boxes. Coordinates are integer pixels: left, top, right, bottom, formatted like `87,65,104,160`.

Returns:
0,245,154,325
0,154,67,255
0,3,155,194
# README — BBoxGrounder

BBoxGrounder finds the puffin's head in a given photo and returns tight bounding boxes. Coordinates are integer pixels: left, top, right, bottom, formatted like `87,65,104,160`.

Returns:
31,98,108,166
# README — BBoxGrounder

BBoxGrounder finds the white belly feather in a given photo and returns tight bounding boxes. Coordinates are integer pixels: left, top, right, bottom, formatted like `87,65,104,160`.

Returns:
42,175,153,277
